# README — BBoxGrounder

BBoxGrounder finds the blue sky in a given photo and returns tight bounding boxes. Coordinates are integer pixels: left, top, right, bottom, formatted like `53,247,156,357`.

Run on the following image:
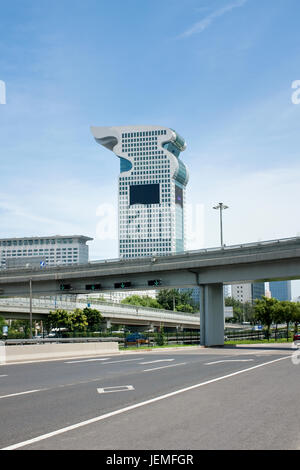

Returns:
1,0,300,293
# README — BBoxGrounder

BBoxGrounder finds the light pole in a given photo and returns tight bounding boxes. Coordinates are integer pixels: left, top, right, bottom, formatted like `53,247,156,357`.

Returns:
29,279,33,339
213,202,229,247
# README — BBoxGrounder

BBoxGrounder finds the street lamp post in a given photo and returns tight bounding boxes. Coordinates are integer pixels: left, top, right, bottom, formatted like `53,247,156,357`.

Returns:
29,279,33,339
213,202,229,247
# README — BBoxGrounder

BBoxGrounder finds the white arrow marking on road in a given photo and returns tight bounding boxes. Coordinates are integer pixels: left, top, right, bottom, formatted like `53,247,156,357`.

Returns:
139,359,174,365
205,359,254,365
97,385,135,394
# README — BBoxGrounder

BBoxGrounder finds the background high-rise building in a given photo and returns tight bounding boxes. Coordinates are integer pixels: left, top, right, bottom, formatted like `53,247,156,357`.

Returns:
251,282,265,300
224,285,232,298
0,235,92,268
269,280,292,301
231,282,265,303
91,125,189,258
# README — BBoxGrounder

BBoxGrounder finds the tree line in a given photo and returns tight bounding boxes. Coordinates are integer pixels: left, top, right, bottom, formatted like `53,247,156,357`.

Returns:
254,296,300,339
44,307,103,333
121,289,198,313
226,295,300,334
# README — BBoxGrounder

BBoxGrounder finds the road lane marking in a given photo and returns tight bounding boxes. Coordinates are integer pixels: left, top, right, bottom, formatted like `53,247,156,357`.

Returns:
0,390,40,399
65,358,111,364
143,363,187,372
0,375,7,378
1,355,291,450
62,357,144,368
205,359,254,365
101,358,144,365
139,359,174,365
97,385,135,394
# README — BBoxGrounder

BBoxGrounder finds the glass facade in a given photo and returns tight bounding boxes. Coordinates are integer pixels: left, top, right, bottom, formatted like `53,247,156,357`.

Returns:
269,281,292,301
251,282,265,300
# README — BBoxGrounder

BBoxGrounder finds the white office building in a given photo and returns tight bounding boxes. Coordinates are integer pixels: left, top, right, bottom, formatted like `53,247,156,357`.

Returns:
231,283,253,303
231,282,265,303
0,235,93,268
91,125,189,258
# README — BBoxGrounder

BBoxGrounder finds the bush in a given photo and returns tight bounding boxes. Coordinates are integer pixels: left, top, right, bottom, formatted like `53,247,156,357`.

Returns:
154,327,166,346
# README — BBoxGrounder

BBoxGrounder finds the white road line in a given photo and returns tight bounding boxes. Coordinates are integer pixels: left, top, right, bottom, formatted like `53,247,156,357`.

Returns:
0,375,8,378
0,390,40,399
97,385,135,394
205,359,255,365
101,358,144,365
139,359,174,365
64,358,111,364
143,363,187,372
66,358,145,365
1,355,291,450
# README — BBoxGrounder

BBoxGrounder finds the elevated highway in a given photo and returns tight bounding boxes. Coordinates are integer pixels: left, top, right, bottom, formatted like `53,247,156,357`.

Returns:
1,236,299,345
0,297,201,330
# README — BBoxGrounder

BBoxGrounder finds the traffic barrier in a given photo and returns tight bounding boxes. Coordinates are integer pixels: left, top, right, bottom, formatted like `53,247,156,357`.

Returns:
4,341,119,363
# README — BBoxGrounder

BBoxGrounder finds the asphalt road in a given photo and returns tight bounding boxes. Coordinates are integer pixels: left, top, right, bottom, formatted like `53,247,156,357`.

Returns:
0,345,299,450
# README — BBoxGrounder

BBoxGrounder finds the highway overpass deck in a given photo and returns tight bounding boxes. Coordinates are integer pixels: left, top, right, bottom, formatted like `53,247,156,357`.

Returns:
0,237,299,294
0,236,299,346
0,297,202,329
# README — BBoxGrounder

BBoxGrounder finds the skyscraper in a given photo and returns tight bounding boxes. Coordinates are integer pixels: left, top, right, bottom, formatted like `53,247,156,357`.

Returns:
91,126,189,258
231,282,265,303
269,281,292,301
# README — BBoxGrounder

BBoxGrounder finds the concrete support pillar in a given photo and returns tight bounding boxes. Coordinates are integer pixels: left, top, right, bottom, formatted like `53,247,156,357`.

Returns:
199,283,224,347
102,319,112,333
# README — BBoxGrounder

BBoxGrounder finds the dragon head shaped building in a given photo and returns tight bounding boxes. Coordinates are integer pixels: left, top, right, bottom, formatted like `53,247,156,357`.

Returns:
91,125,189,259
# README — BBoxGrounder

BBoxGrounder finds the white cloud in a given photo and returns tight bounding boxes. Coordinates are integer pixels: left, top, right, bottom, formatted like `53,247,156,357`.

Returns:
180,0,248,38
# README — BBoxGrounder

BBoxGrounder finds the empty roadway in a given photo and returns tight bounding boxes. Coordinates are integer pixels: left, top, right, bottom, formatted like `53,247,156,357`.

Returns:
0,345,298,450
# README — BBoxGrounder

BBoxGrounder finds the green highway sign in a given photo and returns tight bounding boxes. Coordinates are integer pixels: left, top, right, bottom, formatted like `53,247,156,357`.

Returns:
148,279,162,287
114,282,131,289
86,284,101,291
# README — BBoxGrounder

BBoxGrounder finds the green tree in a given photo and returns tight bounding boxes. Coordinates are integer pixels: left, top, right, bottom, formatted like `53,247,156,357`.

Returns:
243,301,255,323
156,289,197,312
154,325,166,346
292,302,300,335
0,315,7,338
272,300,285,340
69,308,88,332
83,307,103,331
47,309,73,331
10,319,31,337
157,289,183,310
175,304,194,313
254,297,279,339
121,295,162,309
281,301,298,341
225,297,243,323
